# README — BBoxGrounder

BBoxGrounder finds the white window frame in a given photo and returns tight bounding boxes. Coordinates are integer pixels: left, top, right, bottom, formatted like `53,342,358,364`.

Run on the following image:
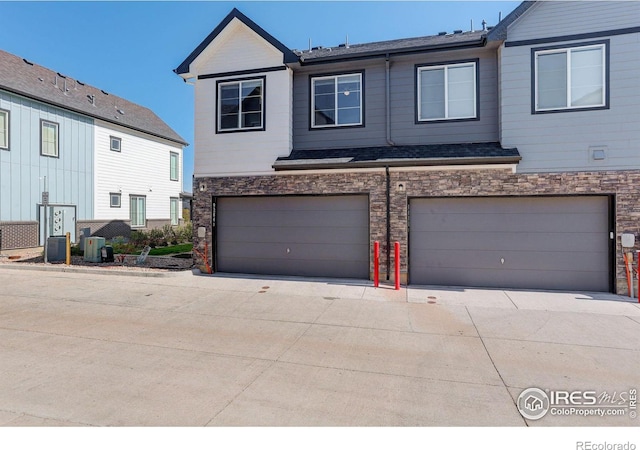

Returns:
130,195,146,228
110,193,121,208
40,119,59,157
417,61,477,122
170,197,180,226
0,109,8,150
170,152,179,181
534,43,607,112
217,77,264,132
110,136,121,152
311,72,363,128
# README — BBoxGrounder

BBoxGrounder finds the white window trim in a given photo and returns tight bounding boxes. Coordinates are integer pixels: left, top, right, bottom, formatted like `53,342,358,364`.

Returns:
217,78,264,132
417,61,477,122
170,197,180,226
110,193,121,208
311,73,363,128
534,43,606,112
110,136,121,152
0,109,8,150
170,152,179,181
40,119,59,157
130,195,146,228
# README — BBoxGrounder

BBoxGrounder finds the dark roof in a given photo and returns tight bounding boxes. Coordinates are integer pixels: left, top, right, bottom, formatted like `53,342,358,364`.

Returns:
0,49,187,146
486,1,537,41
273,143,521,171
296,31,488,64
174,8,298,75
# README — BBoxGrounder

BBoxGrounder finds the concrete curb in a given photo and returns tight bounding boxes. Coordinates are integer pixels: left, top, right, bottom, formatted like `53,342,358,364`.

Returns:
0,263,190,278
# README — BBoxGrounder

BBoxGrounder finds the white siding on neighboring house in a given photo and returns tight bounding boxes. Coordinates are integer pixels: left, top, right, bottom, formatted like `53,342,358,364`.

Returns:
93,120,183,223
190,17,293,177
500,1,640,173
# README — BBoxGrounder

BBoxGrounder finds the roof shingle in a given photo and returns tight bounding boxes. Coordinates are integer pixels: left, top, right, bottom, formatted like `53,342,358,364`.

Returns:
0,49,186,145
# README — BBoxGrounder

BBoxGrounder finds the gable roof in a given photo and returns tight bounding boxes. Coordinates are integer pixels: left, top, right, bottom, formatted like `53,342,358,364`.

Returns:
486,1,537,41
0,49,187,146
174,8,298,76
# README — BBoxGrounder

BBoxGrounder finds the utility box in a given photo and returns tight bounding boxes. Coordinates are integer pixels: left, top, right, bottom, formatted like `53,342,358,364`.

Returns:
47,236,67,262
84,237,105,263
101,245,114,263
79,227,91,251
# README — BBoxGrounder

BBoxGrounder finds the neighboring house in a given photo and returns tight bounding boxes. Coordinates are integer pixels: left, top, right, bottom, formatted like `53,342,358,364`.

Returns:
176,2,640,294
0,49,187,250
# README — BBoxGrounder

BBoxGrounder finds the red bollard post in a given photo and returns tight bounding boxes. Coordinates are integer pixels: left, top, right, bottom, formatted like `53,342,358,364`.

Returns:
373,241,380,288
394,241,400,290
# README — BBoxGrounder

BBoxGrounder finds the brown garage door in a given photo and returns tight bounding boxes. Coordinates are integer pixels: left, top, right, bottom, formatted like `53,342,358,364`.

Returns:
216,195,369,279
409,196,611,291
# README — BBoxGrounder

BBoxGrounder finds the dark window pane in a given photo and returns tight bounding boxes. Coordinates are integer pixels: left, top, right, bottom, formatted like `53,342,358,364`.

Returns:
220,84,239,100
242,96,262,112
242,112,262,128
337,91,360,109
337,107,360,125
315,110,335,125
220,114,239,129
313,79,335,95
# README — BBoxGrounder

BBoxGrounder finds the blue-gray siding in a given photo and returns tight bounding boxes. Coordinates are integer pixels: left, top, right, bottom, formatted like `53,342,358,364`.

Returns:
0,90,94,222
292,47,499,151
501,1,640,173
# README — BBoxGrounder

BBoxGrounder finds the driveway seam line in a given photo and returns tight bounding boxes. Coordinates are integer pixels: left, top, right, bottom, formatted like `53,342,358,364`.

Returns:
465,306,528,426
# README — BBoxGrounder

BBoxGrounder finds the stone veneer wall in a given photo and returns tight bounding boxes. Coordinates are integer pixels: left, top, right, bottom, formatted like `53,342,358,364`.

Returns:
193,168,640,295
0,221,39,250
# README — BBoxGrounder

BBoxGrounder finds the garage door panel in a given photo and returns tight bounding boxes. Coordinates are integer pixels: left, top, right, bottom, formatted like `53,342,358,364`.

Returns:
411,249,609,272
219,210,368,228
216,195,369,279
218,242,369,262
410,212,608,234
411,231,606,252
418,197,606,214
409,196,610,291
218,257,367,279
219,196,367,212
416,267,609,292
220,226,368,245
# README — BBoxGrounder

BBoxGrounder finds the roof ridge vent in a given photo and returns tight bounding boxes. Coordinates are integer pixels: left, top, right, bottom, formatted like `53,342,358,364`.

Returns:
101,89,109,95
22,58,34,66
453,29,463,34
438,31,447,36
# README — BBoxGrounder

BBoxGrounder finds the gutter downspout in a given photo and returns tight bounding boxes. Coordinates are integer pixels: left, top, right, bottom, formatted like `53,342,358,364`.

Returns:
385,55,395,146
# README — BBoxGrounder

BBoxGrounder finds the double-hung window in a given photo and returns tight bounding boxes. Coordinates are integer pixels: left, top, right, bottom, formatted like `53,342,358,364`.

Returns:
170,152,179,181
170,198,180,226
41,120,59,157
311,73,363,128
534,42,607,112
218,77,264,132
130,195,146,228
417,61,477,121
0,109,8,150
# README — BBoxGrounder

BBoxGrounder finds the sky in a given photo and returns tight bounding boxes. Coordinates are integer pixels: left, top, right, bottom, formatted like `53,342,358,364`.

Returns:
0,0,521,193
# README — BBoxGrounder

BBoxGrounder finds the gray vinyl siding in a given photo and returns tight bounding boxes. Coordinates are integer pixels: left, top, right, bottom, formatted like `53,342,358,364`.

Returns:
501,2,640,173
292,48,499,150
506,1,640,41
0,90,94,222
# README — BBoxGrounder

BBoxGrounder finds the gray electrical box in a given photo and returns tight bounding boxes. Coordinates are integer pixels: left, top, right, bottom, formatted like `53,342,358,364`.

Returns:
47,236,67,262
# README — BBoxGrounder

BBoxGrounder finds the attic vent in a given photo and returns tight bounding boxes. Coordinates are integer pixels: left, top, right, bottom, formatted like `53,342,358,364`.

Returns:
77,80,85,86
57,72,67,78
453,30,463,34
22,58,34,66
438,31,447,36
87,94,95,106
116,108,125,115
101,90,109,95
